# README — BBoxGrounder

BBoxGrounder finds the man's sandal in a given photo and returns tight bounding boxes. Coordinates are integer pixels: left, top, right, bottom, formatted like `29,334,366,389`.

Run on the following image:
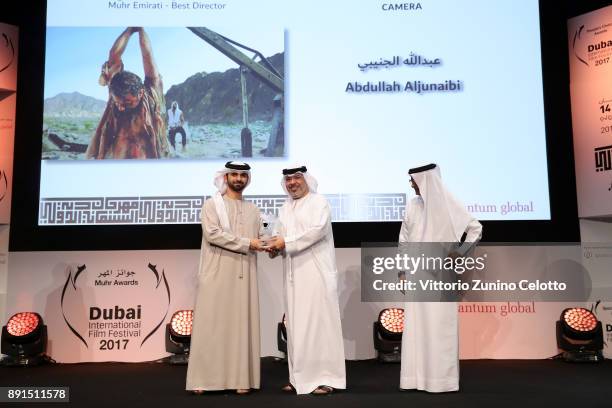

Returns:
281,383,296,393
311,385,334,395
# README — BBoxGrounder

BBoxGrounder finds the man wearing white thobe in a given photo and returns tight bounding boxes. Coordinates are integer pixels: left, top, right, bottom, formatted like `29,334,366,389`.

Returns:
267,165,346,395
399,163,482,393
186,161,265,395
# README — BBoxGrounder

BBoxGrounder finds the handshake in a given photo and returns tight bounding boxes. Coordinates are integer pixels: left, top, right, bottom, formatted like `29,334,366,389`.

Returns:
249,236,285,256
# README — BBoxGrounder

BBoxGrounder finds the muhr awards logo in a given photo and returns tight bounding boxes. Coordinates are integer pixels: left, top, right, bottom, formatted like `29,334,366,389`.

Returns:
572,25,589,66
60,263,171,351
0,30,15,74
0,170,7,202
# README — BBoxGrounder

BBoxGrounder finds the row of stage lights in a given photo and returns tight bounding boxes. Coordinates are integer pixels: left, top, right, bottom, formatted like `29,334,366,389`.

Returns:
1,307,605,366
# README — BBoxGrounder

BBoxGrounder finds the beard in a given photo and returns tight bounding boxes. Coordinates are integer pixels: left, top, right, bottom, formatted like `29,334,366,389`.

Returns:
288,185,306,199
228,180,246,193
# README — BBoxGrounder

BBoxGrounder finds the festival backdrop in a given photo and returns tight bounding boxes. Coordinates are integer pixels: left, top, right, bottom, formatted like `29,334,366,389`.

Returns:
5,247,607,362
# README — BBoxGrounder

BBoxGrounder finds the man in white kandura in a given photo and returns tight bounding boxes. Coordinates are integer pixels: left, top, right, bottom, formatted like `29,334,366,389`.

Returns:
267,165,346,395
186,161,266,395
399,163,482,393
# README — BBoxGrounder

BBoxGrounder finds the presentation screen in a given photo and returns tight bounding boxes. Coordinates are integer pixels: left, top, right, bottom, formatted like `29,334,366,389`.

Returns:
39,0,550,225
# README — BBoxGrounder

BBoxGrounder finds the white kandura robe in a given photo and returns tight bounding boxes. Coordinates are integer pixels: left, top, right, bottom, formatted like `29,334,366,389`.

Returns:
278,192,346,394
186,196,261,391
399,195,482,392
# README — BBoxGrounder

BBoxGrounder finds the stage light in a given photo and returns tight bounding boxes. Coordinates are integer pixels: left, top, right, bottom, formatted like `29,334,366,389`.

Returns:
556,307,603,363
277,314,287,359
373,308,404,363
1,312,49,366
165,310,193,364
170,310,193,337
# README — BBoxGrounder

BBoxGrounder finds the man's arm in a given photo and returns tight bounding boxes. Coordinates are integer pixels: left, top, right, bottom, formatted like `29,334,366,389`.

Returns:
202,200,262,254
397,217,411,284
108,27,136,67
398,218,410,243
270,197,331,256
136,27,160,81
455,218,483,256
99,27,135,86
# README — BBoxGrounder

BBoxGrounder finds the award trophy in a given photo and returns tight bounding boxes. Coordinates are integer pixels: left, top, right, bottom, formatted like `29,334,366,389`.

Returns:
261,213,278,249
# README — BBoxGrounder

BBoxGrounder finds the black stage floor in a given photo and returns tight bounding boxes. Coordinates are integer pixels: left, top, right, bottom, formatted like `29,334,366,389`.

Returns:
1,358,612,407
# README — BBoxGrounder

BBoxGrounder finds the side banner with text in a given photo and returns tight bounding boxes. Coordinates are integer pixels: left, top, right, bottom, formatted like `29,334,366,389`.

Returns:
569,6,612,217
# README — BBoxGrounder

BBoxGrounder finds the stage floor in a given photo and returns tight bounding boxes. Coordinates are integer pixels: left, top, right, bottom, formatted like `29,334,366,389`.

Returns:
1,358,611,407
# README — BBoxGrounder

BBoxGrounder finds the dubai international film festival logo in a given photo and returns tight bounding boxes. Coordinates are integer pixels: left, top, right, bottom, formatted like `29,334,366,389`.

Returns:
0,30,15,74
601,301,612,347
60,263,171,351
0,170,7,202
591,300,610,349
572,25,589,66
572,23,612,68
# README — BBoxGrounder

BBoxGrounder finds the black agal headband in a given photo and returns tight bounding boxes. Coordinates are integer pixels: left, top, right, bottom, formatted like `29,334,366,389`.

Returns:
408,163,436,174
282,166,307,175
225,161,251,171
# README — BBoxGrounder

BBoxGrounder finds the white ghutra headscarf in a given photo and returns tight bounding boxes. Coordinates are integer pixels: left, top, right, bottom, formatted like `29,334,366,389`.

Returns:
280,165,318,199
212,161,251,232
408,163,472,242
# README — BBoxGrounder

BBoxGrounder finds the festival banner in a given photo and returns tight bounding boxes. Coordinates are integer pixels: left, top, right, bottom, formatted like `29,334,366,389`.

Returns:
0,22,18,224
569,6,612,217
5,248,595,362
6,250,199,363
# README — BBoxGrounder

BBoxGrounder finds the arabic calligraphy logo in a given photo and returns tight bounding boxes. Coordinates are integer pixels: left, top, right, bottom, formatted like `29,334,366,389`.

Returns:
0,31,15,74
572,25,589,67
60,265,88,347
60,263,171,348
141,263,172,347
0,170,7,202
595,145,612,173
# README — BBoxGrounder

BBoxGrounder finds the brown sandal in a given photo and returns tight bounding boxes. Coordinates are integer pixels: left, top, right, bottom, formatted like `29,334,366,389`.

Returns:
190,390,205,395
311,385,334,395
282,383,296,393
236,389,251,395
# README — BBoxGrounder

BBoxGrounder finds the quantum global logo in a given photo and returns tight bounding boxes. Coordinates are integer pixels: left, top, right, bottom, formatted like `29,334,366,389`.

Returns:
60,262,171,349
